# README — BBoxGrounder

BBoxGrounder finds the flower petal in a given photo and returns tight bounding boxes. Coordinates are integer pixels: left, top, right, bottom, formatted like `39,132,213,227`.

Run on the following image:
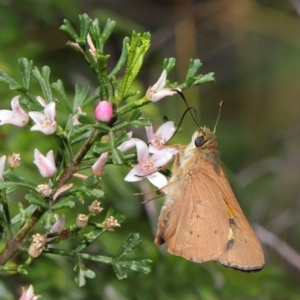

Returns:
124,166,143,182
135,139,149,162
156,121,176,141
0,155,6,180
33,149,57,178
149,88,179,102
92,152,108,175
147,172,168,189
145,124,154,142
44,102,56,120
152,70,167,90
151,149,173,167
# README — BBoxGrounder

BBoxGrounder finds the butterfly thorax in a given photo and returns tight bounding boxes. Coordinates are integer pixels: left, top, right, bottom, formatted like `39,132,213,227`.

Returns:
179,126,220,174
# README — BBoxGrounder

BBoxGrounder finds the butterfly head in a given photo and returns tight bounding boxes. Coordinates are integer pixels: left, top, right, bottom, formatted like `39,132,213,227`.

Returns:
191,126,217,149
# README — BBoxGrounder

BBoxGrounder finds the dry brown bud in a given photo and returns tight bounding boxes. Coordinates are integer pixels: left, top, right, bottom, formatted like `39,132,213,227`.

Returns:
105,216,121,231
88,200,103,215
76,214,88,228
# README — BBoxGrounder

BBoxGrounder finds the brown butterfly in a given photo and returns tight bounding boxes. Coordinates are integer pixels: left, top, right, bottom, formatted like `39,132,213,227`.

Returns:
154,126,264,271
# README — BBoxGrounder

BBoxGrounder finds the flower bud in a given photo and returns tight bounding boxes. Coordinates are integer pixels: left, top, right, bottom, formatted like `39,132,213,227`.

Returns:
105,216,121,231
28,233,46,258
76,214,88,228
94,101,113,122
88,200,103,215
36,184,52,197
8,153,21,168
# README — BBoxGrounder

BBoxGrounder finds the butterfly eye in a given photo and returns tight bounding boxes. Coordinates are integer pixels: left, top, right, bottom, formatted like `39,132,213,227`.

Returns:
195,136,205,147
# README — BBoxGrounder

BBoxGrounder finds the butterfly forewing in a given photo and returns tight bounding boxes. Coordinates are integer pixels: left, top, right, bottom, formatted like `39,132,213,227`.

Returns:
213,166,264,270
155,152,230,263
155,127,264,271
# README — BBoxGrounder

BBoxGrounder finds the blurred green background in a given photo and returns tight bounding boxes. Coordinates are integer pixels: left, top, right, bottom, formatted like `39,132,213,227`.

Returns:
1,0,300,299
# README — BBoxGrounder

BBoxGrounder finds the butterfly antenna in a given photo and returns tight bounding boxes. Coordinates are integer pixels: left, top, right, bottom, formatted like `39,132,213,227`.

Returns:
213,101,223,133
173,90,203,133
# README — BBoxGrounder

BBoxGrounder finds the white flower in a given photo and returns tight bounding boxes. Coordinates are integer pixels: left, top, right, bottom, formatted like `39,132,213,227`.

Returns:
19,284,41,300
146,70,181,102
146,121,176,153
0,96,29,127
33,149,57,178
29,102,57,135
91,152,108,176
124,140,172,188
0,155,6,180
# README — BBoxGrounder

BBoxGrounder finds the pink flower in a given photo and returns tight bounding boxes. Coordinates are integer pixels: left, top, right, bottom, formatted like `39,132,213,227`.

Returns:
33,149,57,178
29,102,57,135
19,284,41,300
117,132,137,153
92,152,108,176
146,121,176,153
91,132,139,176
124,140,172,188
146,70,181,102
53,183,73,201
94,100,113,122
0,96,29,127
49,215,65,234
0,155,6,180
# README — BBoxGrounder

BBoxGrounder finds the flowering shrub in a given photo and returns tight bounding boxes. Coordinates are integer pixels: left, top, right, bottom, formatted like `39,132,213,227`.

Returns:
0,14,214,292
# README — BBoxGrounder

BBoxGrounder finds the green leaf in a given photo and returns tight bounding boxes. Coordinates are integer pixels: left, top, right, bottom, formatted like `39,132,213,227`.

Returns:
84,175,101,188
2,173,37,191
109,37,129,79
40,210,56,230
90,189,104,198
79,14,92,44
75,186,104,198
74,84,90,110
80,253,113,264
163,58,176,73
18,58,33,89
74,264,86,287
0,70,21,90
32,66,52,102
25,193,48,209
82,87,100,107
185,59,202,87
118,31,151,102
115,131,130,146
52,80,72,113
193,72,215,85
114,233,142,261
76,228,106,251
130,118,151,127
70,130,93,145
108,131,116,148
89,18,101,50
52,196,75,210
75,191,85,204
129,109,142,121
60,19,79,41
92,122,111,132
77,114,95,125
112,148,124,165
100,19,116,52
112,264,128,280
92,142,111,154
116,259,152,275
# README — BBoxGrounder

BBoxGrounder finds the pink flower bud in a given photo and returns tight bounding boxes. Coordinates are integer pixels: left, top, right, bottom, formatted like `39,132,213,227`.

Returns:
94,101,113,122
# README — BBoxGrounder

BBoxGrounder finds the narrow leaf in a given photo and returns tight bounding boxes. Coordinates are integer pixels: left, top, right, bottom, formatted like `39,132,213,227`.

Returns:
18,58,33,89
32,66,52,102
114,233,142,261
